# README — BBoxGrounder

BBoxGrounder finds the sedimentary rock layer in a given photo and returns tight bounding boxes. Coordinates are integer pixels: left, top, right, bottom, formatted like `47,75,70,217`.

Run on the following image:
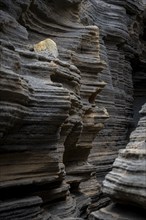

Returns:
89,203,146,220
80,0,145,181
89,104,146,219
89,1,146,219
103,103,146,209
0,0,108,218
0,0,146,219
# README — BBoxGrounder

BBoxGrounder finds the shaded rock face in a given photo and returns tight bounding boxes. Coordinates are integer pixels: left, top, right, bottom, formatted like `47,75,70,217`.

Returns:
89,1,146,220
0,0,108,219
0,0,146,220
80,0,145,181
88,1,146,218
89,203,146,220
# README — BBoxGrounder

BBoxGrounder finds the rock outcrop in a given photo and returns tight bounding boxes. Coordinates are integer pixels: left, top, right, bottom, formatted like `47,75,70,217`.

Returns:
103,104,146,209
88,1,146,219
0,0,145,219
80,0,145,181
89,103,146,219
89,203,146,220
0,0,108,219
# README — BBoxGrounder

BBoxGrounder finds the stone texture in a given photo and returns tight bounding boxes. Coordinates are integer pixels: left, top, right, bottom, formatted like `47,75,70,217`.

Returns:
34,38,59,58
0,0,146,219
103,103,146,209
89,203,146,220
80,0,145,182
0,196,45,220
0,0,108,218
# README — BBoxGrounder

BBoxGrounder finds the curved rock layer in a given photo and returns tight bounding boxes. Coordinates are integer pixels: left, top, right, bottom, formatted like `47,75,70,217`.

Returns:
103,103,146,209
89,203,146,220
89,103,146,219
0,0,146,219
80,0,145,180
0,0,108,219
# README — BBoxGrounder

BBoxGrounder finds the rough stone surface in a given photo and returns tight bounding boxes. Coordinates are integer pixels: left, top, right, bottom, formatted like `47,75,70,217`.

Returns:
0,0,108,218
0,196,46,220
80,0,145,182
89,203,146,220
34,38,59,58
0,0,146,219
103,103,146,209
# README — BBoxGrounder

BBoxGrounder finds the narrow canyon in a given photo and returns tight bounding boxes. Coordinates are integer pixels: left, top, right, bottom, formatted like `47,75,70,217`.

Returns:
0,0,146,220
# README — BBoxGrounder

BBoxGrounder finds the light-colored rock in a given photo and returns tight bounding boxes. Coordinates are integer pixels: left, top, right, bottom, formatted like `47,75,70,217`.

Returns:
34,38,59,58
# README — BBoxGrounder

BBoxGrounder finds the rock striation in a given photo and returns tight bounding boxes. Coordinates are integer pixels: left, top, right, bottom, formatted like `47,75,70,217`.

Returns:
0,0,146,219
88,1,146,219
0,0,108,219
80,0,145,181
89,103,146,219
103,103,146,209
89,203,146,220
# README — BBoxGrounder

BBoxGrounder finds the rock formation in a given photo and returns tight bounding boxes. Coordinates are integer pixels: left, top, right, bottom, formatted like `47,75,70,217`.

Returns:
103,103,146,209
0,0,108,219
88,0,146,219
0,0,146,219
89,103,146,220
80,0,145,181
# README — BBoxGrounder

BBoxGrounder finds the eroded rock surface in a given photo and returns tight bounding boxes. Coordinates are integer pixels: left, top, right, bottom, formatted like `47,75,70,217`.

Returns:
103,103,146,209
89,103,146,219
0,0,108,219
0,0,146,219
80,0,145,181
89,203,146,220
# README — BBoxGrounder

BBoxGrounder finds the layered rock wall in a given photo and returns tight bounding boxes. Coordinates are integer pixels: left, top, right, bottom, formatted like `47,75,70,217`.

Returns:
80,0,145,180
103,103,146,209
0,0,108,219
89,102,146,220
0,0,145,219
88,1,146,218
